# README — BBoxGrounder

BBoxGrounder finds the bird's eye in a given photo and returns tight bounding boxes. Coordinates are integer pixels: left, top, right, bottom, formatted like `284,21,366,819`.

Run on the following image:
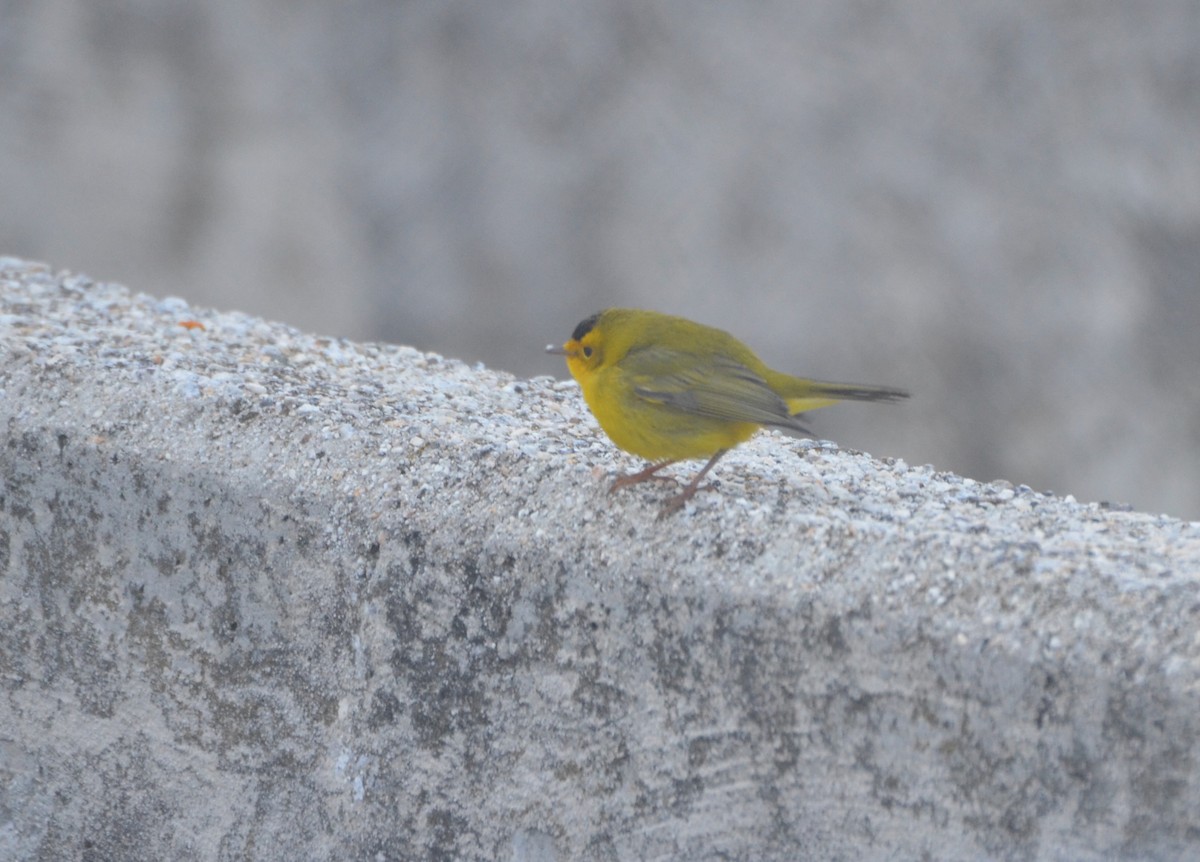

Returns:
582,345,593,358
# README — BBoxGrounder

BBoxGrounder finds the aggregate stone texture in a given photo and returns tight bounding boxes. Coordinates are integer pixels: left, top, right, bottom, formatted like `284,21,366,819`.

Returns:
1,258,1198,860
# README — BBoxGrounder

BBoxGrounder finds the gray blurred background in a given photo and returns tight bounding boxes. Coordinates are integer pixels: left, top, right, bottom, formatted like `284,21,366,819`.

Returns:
3,1,1198,519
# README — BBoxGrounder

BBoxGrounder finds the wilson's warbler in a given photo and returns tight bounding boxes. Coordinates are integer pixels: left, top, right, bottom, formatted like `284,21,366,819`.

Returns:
547,308,908,517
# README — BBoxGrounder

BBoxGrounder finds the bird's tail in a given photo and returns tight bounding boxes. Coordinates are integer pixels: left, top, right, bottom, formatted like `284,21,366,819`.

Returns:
767,373,910,416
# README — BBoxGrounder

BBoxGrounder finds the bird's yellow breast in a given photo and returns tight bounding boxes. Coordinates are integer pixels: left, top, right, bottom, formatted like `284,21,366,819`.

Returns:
578,366,759,462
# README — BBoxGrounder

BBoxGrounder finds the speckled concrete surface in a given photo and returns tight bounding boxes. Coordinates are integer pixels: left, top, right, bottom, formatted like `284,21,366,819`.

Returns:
2,257,1198,861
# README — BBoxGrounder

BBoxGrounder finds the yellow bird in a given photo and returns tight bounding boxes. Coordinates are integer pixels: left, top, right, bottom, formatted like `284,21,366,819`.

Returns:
548,308,907,517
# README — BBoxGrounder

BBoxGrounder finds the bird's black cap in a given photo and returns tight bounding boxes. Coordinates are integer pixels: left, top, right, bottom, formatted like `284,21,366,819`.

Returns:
571,312,602,342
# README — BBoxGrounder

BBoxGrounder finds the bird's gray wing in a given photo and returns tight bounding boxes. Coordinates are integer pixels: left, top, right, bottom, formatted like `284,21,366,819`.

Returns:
620,346,809,432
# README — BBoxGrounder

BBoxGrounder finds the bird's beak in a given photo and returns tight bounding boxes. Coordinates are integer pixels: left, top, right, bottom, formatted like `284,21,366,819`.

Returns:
545,343,570,356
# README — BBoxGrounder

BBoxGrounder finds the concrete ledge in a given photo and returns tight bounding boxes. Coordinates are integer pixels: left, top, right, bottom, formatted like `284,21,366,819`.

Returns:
2,258,1198,860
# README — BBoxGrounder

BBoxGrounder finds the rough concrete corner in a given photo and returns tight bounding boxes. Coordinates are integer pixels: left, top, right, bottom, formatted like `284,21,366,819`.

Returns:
2,259,1198,860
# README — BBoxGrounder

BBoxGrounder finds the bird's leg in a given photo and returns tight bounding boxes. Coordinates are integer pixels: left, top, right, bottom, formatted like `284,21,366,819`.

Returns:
658,449,728,519
609,460,678,494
